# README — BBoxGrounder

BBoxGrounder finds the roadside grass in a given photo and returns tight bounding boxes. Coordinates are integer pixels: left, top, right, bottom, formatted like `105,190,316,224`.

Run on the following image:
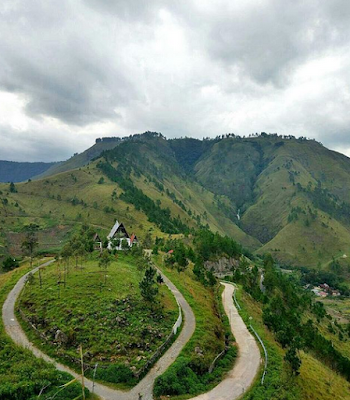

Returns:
153,254,237,400
236,285,350,400
0,258,91,399
16,253,178,387
298,351,350,400
235,285,301,400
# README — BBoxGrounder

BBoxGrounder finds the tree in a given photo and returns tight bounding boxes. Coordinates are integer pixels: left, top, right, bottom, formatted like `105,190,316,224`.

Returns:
284,344,301,375
99,250,112,284
143,232,153,249
9,182,17,193
21,224,39,269
139,266,158,303
2,256,19,272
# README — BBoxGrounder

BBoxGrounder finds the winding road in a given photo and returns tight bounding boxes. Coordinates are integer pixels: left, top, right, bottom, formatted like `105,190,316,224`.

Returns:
2,262,260,400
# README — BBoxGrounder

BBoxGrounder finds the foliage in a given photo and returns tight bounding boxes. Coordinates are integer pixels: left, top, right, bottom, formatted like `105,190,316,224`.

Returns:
21,224,39,267
139,266,159,303
193,229,242,261
153,254,236,399
94,364,135,385
97,160,189,234
1,257,19,272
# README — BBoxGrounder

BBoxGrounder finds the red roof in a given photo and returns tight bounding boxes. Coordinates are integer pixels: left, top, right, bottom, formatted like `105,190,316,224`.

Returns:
130,233,138,244
168,250,174,254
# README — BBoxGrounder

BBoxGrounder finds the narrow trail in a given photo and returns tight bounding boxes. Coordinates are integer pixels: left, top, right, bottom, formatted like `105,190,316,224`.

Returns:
3,263,261,400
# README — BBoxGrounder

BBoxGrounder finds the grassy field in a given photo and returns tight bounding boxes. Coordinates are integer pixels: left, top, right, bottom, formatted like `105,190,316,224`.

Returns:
17,253,178,385
235,285,350,400
153,254,237,399
0,259,92,399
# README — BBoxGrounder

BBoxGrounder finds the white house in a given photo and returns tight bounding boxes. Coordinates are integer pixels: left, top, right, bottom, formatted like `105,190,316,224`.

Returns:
107,220,138,250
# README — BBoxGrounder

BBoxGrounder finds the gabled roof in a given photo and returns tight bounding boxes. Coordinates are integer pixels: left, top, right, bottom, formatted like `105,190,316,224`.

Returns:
130,233,138,244
108,220,130,239
93,233,101,242
107,220,120,239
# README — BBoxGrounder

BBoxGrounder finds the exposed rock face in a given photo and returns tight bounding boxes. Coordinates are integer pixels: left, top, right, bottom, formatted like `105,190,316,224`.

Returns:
204,257,239,276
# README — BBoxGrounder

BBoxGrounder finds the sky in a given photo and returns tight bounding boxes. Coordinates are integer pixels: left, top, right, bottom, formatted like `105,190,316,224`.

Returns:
1,0,350,162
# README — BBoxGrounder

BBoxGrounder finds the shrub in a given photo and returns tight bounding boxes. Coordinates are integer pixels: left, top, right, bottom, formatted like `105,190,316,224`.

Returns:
154,357,204,397
94,364,135,384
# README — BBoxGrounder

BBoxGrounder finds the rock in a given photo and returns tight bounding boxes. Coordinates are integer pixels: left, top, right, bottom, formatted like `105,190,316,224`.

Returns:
195,346,203,355
55,329,68,344
204,257,239,276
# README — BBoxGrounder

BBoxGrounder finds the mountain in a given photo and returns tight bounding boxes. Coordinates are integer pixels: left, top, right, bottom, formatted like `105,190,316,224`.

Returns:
0,160,56,182
34,136,137,179
2,131,350,272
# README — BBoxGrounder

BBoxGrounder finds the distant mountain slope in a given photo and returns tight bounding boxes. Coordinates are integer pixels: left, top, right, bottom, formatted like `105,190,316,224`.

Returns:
0,160,56,182
34,137,124,179
2,131,350,270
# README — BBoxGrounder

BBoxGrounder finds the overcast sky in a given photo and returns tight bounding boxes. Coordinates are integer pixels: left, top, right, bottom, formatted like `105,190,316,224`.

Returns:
1,0,350,162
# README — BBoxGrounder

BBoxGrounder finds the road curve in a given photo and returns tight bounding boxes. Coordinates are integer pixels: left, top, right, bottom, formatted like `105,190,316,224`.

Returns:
189,282,261,400
2,261,195,400
3,264,261,400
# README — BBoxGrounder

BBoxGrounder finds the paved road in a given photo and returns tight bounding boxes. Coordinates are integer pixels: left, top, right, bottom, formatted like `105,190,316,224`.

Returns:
3,264,260,400
189,283,261,400
2,260,195,400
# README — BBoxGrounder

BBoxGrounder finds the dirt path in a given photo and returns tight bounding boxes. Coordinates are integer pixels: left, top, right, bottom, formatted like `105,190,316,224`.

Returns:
2,260,195,400
3,264,260,400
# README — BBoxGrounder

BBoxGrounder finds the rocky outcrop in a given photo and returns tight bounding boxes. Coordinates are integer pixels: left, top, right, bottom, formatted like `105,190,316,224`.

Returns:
204,257,239,276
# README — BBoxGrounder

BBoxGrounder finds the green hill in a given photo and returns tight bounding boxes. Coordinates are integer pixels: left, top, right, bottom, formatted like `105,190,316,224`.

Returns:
2,132,350,271
34,137,125,179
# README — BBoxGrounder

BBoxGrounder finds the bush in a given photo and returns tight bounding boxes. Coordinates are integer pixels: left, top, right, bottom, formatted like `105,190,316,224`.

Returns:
2,257,19,272
94,364,135,384
154,357,204,397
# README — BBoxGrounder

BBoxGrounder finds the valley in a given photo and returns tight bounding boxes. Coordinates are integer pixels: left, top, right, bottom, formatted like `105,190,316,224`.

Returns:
1,132,350,400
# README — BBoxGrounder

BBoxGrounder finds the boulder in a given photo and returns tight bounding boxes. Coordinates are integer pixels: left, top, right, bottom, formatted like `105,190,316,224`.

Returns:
54,329,68,344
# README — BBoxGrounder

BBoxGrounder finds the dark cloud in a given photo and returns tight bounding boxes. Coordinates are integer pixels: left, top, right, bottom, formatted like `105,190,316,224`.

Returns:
202,0,350,85
0,0,350,160
0,1,134,125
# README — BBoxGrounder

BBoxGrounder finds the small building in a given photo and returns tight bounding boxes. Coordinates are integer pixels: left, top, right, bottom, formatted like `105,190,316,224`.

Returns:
107,220,138,250
93,233,103,251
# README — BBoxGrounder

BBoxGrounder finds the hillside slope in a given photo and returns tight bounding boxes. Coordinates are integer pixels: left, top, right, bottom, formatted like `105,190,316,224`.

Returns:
190,135,350,267
34,138,124,179
3,132,350,269
0,135,258,260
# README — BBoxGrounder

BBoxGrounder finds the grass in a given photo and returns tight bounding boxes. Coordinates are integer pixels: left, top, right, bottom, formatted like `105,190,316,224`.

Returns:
17,253,178,386
0,258,91,399
235,285,300,400
235,284,350,400
153,254,237,399
298,351,350,400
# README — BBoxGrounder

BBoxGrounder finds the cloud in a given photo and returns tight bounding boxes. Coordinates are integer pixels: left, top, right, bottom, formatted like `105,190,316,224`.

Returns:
0,0,350,160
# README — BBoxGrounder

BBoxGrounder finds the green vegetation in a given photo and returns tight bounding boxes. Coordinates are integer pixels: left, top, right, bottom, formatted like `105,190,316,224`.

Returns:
17,253,178,386
153,232,241,398
0,260,89,399
236,284,350,400
154,258,237,399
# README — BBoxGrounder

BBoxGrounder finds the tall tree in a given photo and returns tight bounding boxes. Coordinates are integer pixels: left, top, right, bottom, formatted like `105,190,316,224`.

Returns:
139,266,158,304
21,224,39,269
